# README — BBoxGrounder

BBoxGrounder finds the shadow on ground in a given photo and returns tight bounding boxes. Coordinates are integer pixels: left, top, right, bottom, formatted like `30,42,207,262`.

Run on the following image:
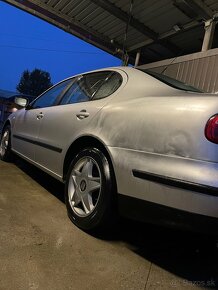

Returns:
15,156,65,203
15,157,218,289
120,222,218,288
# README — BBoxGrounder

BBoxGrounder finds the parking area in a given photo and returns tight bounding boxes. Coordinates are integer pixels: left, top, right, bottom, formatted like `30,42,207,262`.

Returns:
0,158,218,290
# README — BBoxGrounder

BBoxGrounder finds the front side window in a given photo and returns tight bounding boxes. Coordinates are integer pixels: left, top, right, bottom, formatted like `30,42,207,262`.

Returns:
31,79,72,109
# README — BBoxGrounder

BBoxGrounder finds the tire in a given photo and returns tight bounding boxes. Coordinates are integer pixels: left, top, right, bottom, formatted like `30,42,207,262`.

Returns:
65,147,116,232
0,125,13,162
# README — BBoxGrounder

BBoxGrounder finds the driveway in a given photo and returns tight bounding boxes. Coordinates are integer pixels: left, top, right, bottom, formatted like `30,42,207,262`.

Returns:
0,158,218,290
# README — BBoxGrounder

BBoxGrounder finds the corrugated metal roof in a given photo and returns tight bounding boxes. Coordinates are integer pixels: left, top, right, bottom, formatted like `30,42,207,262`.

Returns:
4,0,218,65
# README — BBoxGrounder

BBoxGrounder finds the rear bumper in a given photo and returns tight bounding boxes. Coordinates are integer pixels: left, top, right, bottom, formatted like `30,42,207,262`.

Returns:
118,194,218,234
109,146,218,218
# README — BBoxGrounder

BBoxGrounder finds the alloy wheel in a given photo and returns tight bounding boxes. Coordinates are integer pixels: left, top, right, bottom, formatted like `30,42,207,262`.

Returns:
68,156,102,217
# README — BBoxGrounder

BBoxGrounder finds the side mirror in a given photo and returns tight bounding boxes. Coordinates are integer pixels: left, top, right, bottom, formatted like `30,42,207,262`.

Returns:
14,97,28,108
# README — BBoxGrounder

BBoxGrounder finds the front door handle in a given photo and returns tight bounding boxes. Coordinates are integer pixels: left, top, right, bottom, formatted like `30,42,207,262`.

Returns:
76,110,90,120
36,112,44,120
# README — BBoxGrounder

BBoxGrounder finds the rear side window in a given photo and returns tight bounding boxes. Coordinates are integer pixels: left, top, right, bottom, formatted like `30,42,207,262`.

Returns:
60,72,110,105
60,77,90,105
93,72,122,100
60,71,120,105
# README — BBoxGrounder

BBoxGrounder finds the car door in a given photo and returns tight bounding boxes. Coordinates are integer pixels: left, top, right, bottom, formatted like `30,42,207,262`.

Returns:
34,70,124,177
12,78,73,161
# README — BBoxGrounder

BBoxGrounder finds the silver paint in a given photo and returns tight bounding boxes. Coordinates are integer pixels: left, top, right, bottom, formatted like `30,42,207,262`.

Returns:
7,67,218,219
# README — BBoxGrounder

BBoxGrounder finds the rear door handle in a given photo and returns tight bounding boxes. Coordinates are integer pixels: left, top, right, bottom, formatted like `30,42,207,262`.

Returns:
36,112,44,120
76,110,90,120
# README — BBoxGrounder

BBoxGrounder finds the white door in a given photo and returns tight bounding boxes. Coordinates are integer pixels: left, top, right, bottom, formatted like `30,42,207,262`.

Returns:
12,108,42,160
12,78,73,161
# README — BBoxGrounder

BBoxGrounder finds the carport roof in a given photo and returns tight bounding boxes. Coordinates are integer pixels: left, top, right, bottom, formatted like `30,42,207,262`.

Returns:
4,0,218,65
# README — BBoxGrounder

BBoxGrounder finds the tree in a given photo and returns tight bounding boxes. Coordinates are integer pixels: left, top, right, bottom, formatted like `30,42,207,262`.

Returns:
16,68,53,96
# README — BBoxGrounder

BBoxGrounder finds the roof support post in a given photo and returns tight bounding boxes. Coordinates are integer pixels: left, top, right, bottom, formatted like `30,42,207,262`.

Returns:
134,51,141,67
202,19,216,51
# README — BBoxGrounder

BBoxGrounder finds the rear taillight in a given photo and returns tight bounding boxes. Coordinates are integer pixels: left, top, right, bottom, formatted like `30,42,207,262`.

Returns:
205,115,218,144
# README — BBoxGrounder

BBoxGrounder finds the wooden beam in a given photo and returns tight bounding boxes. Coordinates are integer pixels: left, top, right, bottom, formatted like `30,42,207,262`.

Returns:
89,0,158,40
89,0,181,55
128,20,202,52
173,0,213,20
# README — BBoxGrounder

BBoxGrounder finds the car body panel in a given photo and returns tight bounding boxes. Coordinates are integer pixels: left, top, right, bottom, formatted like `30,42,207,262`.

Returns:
108,146,218,218
9,68,128,178
5,66,218,227
34,99,109,176
11,108,41,160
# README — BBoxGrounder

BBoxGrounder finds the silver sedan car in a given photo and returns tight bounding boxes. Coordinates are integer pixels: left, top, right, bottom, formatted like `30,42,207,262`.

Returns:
1,67,218,233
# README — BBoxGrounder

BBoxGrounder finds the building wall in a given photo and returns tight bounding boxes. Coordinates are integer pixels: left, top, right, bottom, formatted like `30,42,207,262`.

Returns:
138,48,218,93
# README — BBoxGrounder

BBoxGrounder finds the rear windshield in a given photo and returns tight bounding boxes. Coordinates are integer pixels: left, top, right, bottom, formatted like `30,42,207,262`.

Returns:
138,69,203,93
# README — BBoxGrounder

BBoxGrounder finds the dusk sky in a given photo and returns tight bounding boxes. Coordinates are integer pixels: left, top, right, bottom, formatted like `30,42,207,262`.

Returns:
0,1,121,92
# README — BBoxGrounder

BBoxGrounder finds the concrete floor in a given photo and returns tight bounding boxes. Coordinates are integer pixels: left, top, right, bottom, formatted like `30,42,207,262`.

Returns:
0,158,218,290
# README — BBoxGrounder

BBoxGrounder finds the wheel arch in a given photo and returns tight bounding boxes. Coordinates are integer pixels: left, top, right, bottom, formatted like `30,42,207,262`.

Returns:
0,120,13,162
63,136,116,187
